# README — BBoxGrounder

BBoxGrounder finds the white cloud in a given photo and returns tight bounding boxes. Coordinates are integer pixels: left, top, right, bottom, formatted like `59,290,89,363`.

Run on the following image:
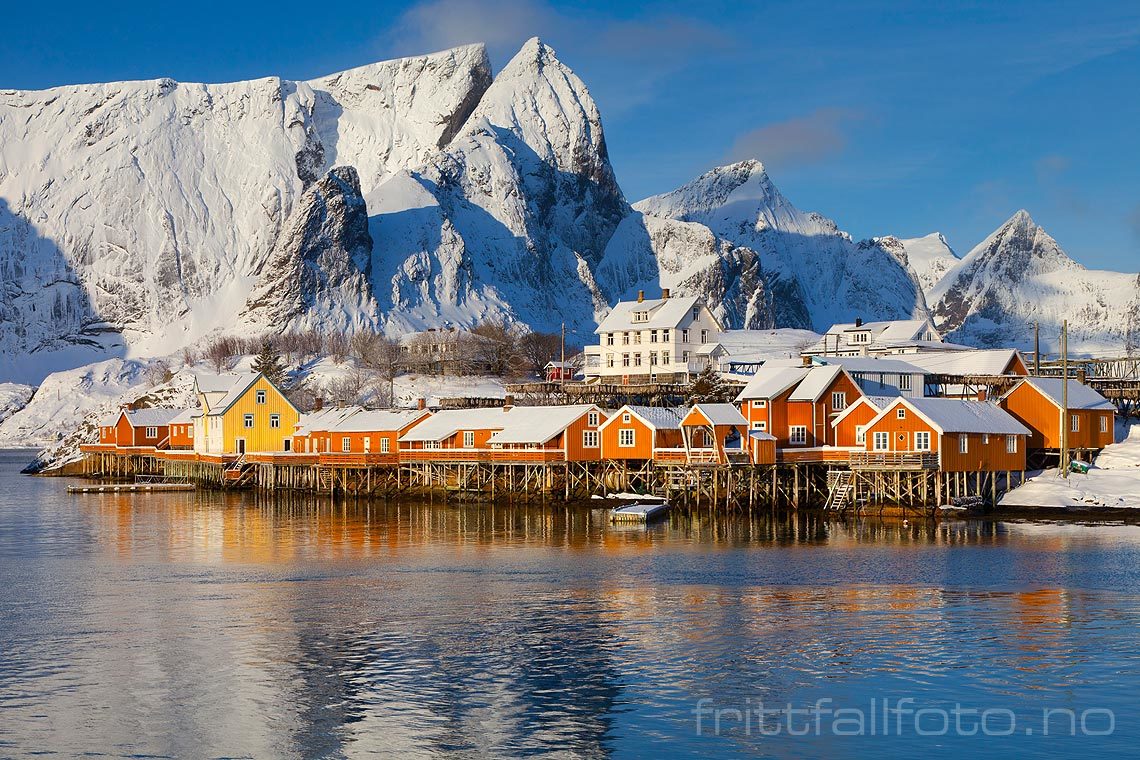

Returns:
727,108,864,170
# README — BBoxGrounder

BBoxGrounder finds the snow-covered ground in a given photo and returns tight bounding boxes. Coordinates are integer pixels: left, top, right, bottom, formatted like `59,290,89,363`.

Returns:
1001,420,1140,509
0,383,35,426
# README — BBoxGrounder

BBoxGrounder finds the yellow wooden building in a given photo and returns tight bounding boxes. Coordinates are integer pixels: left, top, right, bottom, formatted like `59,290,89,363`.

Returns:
192,372,299,455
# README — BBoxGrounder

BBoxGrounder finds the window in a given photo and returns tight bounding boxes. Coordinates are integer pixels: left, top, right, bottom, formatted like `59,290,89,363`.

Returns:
145,426,158,438
873,432,890,451
587,411,599,426
851,331,871,344
622,412,631,423
1071,414,1080,433
188,426,194,438
701,329,708,343
831,392,847,411
682,351,690,363
256,389,266,404
915,431,931,451
752,421,767,431
661,330,670,342
618,429,636,447
1101,415,1109,433
633,311,648,323
634,332,642,344
634,354,642,367
899,375,912,392
243,414,254,428
1006,435,1018,454
606,354,614,368
463,431,475,448
622,354,630,367
650,352,658,366
342,437,351,452
682,329,689,343
606,333,614,346
789,426,807,446
381,437,390,453
270,414,280,429
753,399,767,409
651,330,659,344
896,408,906,419
982,434,989,445
959,434,969,454
662,351,670,364
582,430,599,448
855,425,867,445
424,440,441,450
623,332,630,345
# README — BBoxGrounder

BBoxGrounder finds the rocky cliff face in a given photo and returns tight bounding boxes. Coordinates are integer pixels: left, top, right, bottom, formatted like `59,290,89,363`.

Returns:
242,166,377,332
0,44,492,380
929,210,1140,352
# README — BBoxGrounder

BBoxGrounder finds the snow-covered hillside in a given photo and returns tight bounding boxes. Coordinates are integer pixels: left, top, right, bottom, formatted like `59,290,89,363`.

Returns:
929,211,1140,353
625,161,930,332
874,232,959,295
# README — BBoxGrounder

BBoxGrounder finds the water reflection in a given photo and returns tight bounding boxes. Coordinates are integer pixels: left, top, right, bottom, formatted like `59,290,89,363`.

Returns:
2,451,1140,757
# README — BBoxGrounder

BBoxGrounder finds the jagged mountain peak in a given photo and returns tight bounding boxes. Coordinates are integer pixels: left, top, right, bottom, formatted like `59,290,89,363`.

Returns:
634,160,788,222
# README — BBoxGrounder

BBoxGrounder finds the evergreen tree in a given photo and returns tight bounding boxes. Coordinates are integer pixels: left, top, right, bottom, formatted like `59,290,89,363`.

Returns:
251,341,288,387
685,365,736,405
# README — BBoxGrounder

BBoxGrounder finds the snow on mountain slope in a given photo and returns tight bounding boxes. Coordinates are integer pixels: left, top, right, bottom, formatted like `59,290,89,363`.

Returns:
629,160,929,331
929,210,1140,353
0,383,34,427
241,166,378,333
0,45,492,382
367,38,624,334
875,232,959,295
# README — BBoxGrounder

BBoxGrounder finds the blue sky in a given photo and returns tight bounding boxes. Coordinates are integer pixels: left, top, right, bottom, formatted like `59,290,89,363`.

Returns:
4,1,1139,269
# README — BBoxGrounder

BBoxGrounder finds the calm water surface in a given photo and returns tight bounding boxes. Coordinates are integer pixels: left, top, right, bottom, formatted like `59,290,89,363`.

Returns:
1,449,1139,758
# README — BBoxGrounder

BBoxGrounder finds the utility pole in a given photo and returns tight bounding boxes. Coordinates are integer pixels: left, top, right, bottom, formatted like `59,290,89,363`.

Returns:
1061,320,1069,479
560,322,566,389
1033,321,1040,376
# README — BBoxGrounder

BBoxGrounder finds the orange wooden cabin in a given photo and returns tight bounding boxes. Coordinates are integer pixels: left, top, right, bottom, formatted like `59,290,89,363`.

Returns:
168,409,197,449
598,405,686,461
322,409,433,463
783,365,863,448
677,403,750,463
736,366,811,445
99,407,184,448
998,378,1115,451
861,397,1029,472
831,395,897,448
293,406,363,453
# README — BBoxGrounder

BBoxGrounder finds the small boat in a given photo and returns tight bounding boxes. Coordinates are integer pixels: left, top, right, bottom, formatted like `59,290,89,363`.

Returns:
609,497,670,523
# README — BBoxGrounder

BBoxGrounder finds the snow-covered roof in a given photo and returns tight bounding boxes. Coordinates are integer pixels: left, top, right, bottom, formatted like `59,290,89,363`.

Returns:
329,409,430,433
98,412,120,427
194,372,241,394
901,349,1025,376
1010,378,1115,411
198,372,260,415
735,367,810,400
601,405,686,431
805,319,940,354
595,295,705,334
169,408,197,425
872,398,1030,435
399,407,515,442
716,329,821,363
748,430,777,441
487,405,602,444
124,407,184,427
687,403,748,427
816,356,927,374
830,395,899,428
788,365,845,402
544,361,574,369
295,406,363,435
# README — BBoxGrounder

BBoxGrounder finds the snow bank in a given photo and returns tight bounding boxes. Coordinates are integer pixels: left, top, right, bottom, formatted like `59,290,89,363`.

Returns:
1001,421,1140,509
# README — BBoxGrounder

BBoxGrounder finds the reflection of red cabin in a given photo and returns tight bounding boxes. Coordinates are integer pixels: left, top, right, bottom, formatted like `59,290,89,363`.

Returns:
861,397,1029,472
998,378,1115,451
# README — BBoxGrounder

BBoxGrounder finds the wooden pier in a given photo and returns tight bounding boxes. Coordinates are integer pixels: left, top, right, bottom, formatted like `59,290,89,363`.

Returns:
68,483,195,493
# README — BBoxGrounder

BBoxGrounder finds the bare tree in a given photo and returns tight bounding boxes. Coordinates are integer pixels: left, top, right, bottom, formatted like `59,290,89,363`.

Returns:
471,320,524,376
518,330,564,374
203,336,237,373
144,360,174,387
325,332,351,364
323,367,375,407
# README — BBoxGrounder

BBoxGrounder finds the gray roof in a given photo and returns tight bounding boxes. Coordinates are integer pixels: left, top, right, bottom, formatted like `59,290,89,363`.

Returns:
1013,378,1115,411
735,367,809,400
901,349,1024,376
329,409,429,433
816,356,927,374
168,408,198,425
789,365,845,402
124,408,184,427
399,407,515,442
876,398,1030,435
602,405,687,431
487,405,603,444
688,403,748,426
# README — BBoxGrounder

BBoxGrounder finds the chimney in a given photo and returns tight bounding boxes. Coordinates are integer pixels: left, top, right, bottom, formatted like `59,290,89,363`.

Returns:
313,397,324,411
637,289,645,303
1076,369,1087,384
416,397,426,410
661,288,671,299
976,389,987,402
855,318,863,328
503,394,515,408
801,355,812,367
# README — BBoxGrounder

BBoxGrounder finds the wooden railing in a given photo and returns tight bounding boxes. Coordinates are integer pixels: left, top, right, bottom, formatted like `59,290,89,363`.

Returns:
778,447,858,464
849,451,938,470
399,448,566,463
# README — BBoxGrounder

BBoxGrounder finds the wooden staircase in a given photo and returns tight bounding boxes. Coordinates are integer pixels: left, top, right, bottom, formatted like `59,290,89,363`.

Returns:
824,471,854,511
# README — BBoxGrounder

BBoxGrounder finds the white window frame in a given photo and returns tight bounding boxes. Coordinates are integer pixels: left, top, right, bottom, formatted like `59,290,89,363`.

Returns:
681,329,689,343
1071,414,1080,433
622,412,631,423
582,430,599,448
380,437,391,453
959,434,969,454
899,375,912,392
1006,435,1018,454
700,329,708,343
872,431,890,451
256,389,266,404
269,414,280,429
1101,415,1109,433
831,392,847,411
788,426,807,446
243,414,254,429
145,426,158,438
751,420,767,431
753,399,767,409
342,437,351,453
587,411,599,427
618,429,636,448
424,440,441,450
855,425,867,445
896,408,906,419
463,431,475,448
915,431,931,451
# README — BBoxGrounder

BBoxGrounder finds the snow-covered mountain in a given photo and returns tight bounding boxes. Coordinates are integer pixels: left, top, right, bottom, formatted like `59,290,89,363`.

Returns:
929,210,1140,353
616,160,930,331
874,232,959,295
0,44,492,382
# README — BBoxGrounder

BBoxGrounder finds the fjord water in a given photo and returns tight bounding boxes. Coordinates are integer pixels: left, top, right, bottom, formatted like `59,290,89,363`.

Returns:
1,450,1138,758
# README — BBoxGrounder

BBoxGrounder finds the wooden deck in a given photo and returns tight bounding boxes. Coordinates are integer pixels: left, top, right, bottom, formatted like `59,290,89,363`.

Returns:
849,451,939,470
